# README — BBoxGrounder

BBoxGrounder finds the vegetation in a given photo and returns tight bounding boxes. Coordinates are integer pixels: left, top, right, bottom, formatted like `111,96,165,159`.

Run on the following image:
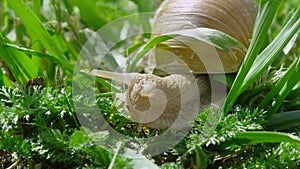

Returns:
0,0,299,168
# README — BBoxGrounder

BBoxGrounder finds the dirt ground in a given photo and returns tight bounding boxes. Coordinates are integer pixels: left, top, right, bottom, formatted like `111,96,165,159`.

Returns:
0,150,30,169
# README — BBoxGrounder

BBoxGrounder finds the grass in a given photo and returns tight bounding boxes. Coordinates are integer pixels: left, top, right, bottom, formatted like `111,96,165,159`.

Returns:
0,86,132,168
0,0,300,168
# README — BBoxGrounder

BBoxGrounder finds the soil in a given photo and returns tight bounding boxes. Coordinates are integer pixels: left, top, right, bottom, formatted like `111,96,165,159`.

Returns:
0,149,30,169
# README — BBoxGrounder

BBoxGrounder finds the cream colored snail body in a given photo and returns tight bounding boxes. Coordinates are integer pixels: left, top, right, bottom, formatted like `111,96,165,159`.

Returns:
90,0,258,130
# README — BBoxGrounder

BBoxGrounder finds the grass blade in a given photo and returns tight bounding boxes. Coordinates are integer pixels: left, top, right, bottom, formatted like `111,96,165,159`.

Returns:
129,28,244,72
127,34,176,72
0,65,14,86
0,32,39,83
7,0,67,62
224,0,284,113
0,34,22,82
234,131,300,145
266,58,300,116
0,0,9,32
258,56,300,113
242,6,300,91
5,43,74,72
265,110,300,130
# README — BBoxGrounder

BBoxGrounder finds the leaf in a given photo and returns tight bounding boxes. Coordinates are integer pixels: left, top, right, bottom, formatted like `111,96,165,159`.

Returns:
129,27,244,71
5,43,74,71
259,56,300,116
265,110,300,130
127,34,177,72
0,32,39,83
224,0,300,113
0,69,13,86
242,8,300,92
234,131,300,145
69,0,112,29
39,129,68,150
132,0,157,12
69,130,89,150
7,0,68,65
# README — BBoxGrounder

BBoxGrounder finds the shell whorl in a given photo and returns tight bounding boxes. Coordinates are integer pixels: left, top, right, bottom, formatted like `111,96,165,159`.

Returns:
152,0,258,74
85,0,257,130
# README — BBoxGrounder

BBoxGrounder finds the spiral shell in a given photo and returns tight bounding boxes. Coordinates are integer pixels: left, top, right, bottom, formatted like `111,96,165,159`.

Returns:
152,0,258,74
88,0,258,130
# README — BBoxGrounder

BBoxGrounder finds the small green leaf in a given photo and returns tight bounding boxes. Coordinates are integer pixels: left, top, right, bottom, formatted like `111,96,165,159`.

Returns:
70,130,89,150
234,131,300,145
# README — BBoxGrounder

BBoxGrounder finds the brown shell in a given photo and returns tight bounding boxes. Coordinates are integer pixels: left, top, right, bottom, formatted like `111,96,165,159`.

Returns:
152,0,258,74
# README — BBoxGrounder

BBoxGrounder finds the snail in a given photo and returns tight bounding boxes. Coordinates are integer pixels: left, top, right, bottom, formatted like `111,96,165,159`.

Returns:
88,0,258,130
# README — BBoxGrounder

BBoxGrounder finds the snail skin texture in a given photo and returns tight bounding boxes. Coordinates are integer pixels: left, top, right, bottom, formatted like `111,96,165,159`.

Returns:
89,0,258,130
88,70,209,130
125,74,210,130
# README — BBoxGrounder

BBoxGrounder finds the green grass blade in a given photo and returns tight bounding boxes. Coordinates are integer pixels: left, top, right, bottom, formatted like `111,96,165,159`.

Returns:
129,28,244,72
5,43,74,72
287,87,300,100
265,110,300,130
163,28,245,52
236,4,300,116
127,34,176,72
0,0,9,32
235,84,270,106
0,64,14,86
243,6,300,91
7,0,67,61
31,0,44,69
258,56,300,112
33,0,41,18
132,0,157,12
69,0,107,29
224,0,284,113
235,131,300,145
266,58,300,116
0,35,22,83
75,71,119,92
0,32,39,83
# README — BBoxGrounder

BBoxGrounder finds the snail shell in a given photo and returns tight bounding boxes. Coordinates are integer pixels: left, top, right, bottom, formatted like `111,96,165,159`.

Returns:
89,0,258,130
152,0,258,74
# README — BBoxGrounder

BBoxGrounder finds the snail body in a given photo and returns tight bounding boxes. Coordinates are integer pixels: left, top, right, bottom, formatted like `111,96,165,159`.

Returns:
91,0,258,130
125,73,210,130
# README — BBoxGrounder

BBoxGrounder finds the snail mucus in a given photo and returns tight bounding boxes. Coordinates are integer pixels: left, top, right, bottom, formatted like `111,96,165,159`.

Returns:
88,0,258,130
